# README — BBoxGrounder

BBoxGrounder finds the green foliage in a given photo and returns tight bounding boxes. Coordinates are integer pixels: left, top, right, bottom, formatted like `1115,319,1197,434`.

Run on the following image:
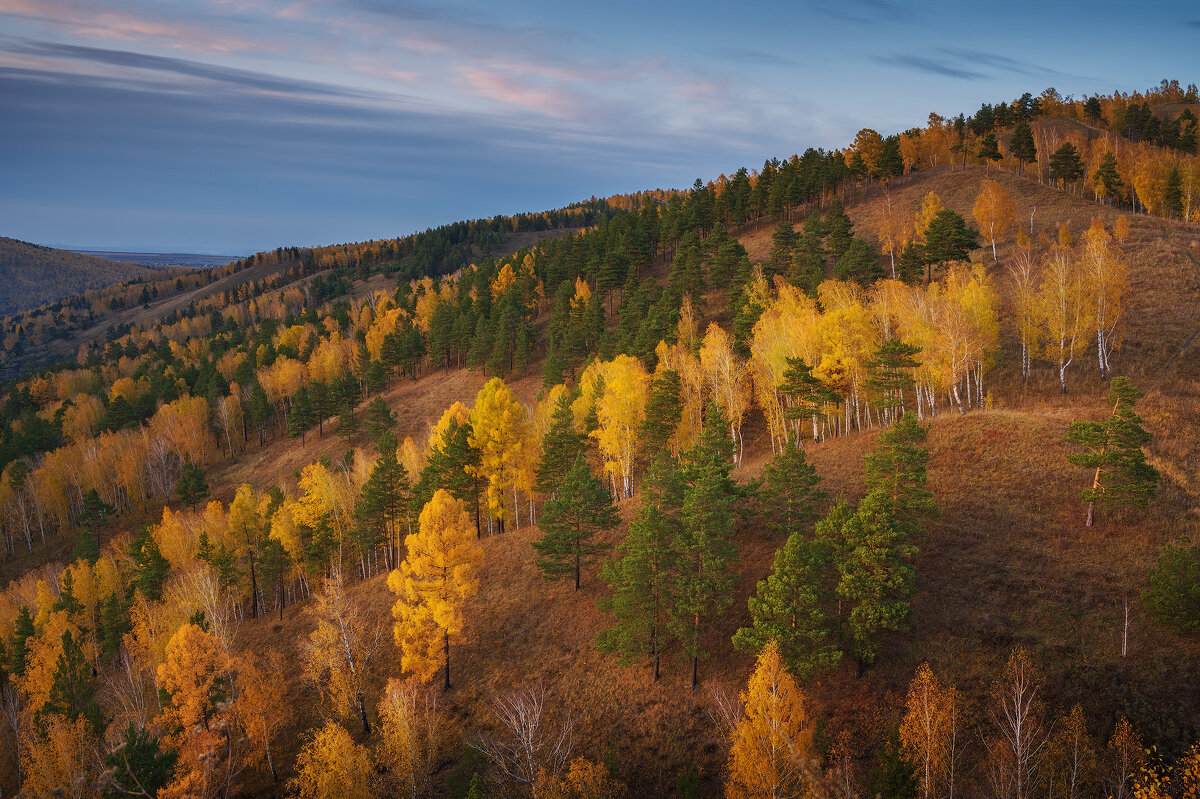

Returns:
1143,534,1200,635
923,210,979,267
103,724,178,799
8,605,34,677
288,385,315,439
365,395,395,447
414,417,483,534
638,369,683,465
863,411,940,539
176,462,209,510
53,568,84,618
532,454,618,590
1049,141,1085,186
535,387,585,498
676,762,701,799
1064,377,1158,524
100,591,133,664
1093,152,1124,201
759,432,825,538
835,238,884,285
1164,166,1184,217
445,744,487,799
44,629,103,732
866,724,918,799
977,133,1002,165
130,525,170,601
823,200,854,261
864,338,922,418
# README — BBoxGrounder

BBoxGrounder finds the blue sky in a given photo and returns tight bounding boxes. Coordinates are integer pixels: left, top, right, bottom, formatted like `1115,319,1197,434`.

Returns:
0,0,1196,254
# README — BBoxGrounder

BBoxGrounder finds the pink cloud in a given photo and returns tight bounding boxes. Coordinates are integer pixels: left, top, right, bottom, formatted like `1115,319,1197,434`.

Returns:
455,64,580,120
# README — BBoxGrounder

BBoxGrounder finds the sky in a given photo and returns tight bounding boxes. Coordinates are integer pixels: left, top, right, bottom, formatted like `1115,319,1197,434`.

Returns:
0,0,1196,254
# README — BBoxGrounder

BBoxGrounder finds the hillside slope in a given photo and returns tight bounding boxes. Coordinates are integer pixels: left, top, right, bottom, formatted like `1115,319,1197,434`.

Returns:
0,237,168,315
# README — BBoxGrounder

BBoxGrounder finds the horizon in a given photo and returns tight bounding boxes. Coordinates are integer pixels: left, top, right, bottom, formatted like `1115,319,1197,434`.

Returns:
2,0,1198,253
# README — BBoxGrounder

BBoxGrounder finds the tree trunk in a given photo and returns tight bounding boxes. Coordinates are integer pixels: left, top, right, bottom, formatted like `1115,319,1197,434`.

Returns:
357,692,371,735
443,631,451,691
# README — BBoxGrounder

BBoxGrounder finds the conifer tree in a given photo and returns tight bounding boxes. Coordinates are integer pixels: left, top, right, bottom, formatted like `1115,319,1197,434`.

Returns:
977,133,1002,174
732,524,840,679
863,411,939,539
1065,376,1158,527
639,369,683,464
129,525,170,601
766,220,795,279
8,605,34,676
104,724,178,799
310,381,331,436
289,385,316,441
823,199,854,261
1164,166,1184,218
673,402,743,688
259,538,292,621
356,443,411,566
100,590,132,664
535,387,585,499
44,629,103,732
789,212,826,295
416,417,483,536
780,357,841,443
1143,535,1200,633
77,488,114,563
759,431,825,538
176,462,209,510
923,210,979,282
248,381,273,446
1049,142,1085,189
365,396,395,448
597,452,684,681
532,454,618,591
53,568,84,618
835,238,884,286
1010,122,1037,175
1093,152,1124,204
864,339,922,422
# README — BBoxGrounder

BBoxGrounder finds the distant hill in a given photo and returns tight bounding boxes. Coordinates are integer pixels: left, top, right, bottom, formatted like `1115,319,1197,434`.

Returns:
73,250,241,269
0,237,174,315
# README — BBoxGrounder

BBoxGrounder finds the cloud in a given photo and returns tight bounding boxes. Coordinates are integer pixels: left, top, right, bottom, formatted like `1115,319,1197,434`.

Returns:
807,0,910,25
938,47,1089,82
718,48,798,67
874,54,985,81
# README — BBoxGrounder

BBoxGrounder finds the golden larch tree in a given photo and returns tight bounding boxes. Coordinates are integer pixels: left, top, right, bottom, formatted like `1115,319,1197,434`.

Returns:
469,378,530,533
699,323,751,465
289,722,374,799
725,640,816,799
388,490,482,691
973,179,1017,263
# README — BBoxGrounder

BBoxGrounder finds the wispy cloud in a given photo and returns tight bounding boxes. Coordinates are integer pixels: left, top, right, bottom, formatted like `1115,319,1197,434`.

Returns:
874,54,985,81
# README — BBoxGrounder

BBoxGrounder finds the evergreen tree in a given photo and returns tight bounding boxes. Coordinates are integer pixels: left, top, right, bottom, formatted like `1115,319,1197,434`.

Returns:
896,241,926,285
53,567,85,618
823,199,854,261
1010,122,1037,175
759,432,825,538
863,411,940,539
1093,152,1124,204
288,385,316,441
534,388,585,499
100,590,133,664
309,381,331,436
336,375,360,445
835,238,884,285
532,454,618,590
44,629,103,732
366,359,388,394
827,490,917,669
414,418,483,535
176,462,209,510
1144,535,1200,634
780,357,841,443
732,522,840,679
355,444,410,567
365,395,395,447
77,488,115,563
638,369,683,465
766,220,795,279
8,605,34,676
1064,376,1159,527
247,381,273,446
259,537,292,621
977,133,1002,173
864,338,922,421
923,210,979,282
1164,166,1184,217
598,452,684,681
129,525,170,601
1049,142,1085,188
673,403,744,688
103,724,178,799
789,212,826,295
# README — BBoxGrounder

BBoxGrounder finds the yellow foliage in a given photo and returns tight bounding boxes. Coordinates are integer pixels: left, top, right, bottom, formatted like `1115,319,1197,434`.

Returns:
388,490,482,684
469,378,529,525
19,715,94,799
914,191,943,244
289,722,374,799
725,640,815,799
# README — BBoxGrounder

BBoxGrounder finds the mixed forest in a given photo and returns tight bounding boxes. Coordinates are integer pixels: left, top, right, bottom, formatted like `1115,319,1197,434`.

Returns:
0,79,1200,798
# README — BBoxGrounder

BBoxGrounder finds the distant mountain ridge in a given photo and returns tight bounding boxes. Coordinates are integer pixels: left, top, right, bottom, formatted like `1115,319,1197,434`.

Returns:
73,250,241,269
0,237,176,316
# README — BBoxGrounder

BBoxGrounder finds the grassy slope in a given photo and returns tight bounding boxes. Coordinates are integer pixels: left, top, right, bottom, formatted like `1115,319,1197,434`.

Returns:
201,166,1200,796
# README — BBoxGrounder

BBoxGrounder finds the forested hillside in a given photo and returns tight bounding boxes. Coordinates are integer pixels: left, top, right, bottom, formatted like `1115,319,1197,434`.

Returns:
1,80,1199,799
0,238,181,316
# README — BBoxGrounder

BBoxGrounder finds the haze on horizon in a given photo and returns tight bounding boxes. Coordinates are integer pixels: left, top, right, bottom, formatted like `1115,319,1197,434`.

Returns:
1,0,1196,254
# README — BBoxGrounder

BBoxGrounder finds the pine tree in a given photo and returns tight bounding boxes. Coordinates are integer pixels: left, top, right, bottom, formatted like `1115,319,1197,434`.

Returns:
130,525,170,601
864,339,922,422
1010,122,1037,176
310,381,331,436
923,210,979,282
597,452,684,681
1049,142,1085,189
1093,152,1124,204
732,525,840,679
259,537,292,621
835,238,884,285
638,369,683,464
415,418,483,536
247,381,273,446
823,200,854,261
100,590,132,664
863,411,940,539
1064,376,1159,527
828,490,917,669
53,568,84,618
44,629,103,732
1164,166,1184,217
77,488,114,563
356,445,410,568
104,724,178,799
789,212,825,295
977,133,1002,174
780,357,841,443
759,432,825,538
673,402,743,688
532,454,618,591
534,387,585,499
365,395,395,447
766,220,795,279
176,462,209,510
1143,534,1200,633
8,605,34,676
289,385,316,441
